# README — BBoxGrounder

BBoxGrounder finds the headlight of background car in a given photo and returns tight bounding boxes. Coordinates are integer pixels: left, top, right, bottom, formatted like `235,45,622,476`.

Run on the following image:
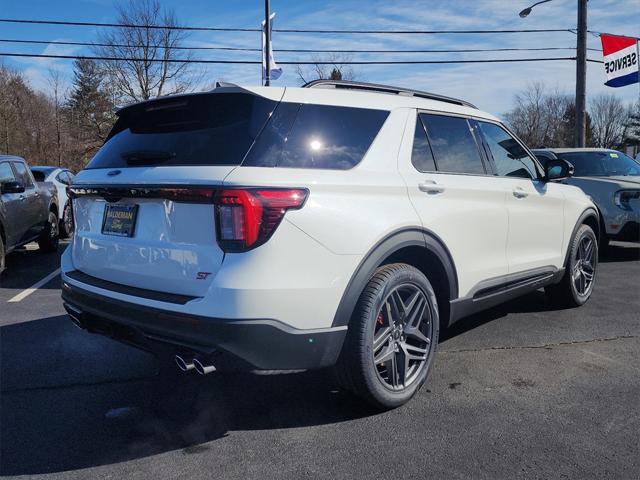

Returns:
614,190,640,211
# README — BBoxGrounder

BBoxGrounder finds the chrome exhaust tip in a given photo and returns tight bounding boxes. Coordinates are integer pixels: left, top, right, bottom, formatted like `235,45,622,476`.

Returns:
193,358,216,375
174,355,195,372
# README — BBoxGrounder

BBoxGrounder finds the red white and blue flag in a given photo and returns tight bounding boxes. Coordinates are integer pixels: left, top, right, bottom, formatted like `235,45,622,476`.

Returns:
600,33,639,88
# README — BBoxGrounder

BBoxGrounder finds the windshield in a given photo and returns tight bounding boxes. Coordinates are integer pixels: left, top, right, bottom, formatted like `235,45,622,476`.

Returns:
86,93,277,169
556,151,640,177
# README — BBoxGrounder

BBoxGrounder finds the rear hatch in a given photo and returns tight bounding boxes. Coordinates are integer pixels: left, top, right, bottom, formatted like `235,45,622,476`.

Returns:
70,88,283,298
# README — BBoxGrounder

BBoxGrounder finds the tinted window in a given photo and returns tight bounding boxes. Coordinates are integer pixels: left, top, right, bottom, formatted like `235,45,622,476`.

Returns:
31,170,47,182
67,171,76,183
421,114,485,174
244,103,388,170
556,151,640,177
87,93,277,169
0,162,16,183
411,115,436,172
478,122,538,179
12,162,34,188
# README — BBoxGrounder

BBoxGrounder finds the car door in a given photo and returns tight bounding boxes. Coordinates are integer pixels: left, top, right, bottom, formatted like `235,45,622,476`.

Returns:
398,111,509,298
476,121,565,273
12,161,44,240
0,161,27,246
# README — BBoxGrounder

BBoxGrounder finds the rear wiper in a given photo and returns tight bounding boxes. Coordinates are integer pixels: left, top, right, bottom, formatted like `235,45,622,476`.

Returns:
121,150,175,166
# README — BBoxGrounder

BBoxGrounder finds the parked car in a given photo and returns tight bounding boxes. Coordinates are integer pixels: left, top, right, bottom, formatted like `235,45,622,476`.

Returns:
533,148,639,245
61,81,599,408
0,156,60,274
30,166,75,237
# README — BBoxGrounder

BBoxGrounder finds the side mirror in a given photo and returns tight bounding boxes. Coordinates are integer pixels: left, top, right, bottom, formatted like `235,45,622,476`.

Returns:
545,159,574,181
1,180,25,194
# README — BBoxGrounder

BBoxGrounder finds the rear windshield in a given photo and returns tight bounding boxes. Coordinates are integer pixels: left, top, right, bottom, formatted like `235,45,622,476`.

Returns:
86,93,277,169
243,103,389,170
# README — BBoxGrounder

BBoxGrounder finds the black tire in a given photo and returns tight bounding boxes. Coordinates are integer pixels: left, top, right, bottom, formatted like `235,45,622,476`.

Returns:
60,203,74,238
546,224,597,307
0,234,5,276
38,211,60,253
333,263,439,410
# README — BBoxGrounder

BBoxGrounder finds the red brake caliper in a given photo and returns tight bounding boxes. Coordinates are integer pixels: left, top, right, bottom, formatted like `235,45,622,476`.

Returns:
376,313,385,326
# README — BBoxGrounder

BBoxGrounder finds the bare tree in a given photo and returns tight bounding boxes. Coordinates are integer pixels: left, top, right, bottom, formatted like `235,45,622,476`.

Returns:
47,68,65,167
295,54,357,85
504,82,573,148
93,0,197,104
590,93,629,149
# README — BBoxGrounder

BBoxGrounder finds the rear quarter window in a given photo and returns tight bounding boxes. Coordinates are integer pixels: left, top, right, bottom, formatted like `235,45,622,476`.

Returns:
243,103,389,170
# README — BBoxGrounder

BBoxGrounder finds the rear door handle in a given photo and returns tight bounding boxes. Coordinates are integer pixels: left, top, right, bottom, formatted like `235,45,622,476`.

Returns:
418,180,445,194
512,187,528,198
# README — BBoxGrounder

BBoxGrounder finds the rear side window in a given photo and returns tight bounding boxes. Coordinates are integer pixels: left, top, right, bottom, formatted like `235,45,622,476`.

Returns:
12,162,34,188
244,103,389,169
478,122,538,179
411,115,436,172
420,114,485,175
0,162,16,183
86,93,277,169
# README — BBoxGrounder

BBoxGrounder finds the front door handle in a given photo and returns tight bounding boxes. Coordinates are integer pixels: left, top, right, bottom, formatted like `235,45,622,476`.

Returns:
19,195,25,201
512,187,528,199
418,180,445,194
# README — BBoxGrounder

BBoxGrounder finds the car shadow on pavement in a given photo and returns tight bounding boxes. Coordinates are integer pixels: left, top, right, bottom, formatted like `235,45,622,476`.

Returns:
0,314,375,475
0,242,68,290
599,242,640,263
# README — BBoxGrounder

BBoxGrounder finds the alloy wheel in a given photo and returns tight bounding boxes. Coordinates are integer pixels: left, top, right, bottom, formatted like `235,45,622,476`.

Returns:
573,235,595,296
372,283,433,391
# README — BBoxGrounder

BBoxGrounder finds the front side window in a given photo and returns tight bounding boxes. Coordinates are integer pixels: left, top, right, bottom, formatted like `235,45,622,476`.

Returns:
0,162,16,183
244,103,389,170
12,162,34,188
478,122,538,179
420,114,485,175
411,115,436,172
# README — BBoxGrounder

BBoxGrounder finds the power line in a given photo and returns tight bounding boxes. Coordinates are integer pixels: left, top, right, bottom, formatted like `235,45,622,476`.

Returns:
0,38,604,53
0,52,592,65
0,18,574,35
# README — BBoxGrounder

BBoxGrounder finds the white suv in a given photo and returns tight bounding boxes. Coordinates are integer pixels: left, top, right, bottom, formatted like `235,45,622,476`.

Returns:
61,81,599,408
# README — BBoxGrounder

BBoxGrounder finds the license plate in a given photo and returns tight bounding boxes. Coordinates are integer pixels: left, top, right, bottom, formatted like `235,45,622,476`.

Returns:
101,204,138,237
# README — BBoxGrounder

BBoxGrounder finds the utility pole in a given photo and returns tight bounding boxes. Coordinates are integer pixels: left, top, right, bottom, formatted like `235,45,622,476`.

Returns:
575,0,587,147
519,0,589,147
264,0,271,87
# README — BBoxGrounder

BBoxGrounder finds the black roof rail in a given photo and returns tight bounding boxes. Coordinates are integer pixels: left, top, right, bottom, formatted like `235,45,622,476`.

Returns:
302,79,477,109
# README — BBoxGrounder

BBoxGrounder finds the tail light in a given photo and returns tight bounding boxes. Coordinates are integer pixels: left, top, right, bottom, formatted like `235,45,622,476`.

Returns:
214,188,308,252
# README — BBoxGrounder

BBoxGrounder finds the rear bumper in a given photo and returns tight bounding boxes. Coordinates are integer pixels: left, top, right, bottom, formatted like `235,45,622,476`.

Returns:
61,280,347,371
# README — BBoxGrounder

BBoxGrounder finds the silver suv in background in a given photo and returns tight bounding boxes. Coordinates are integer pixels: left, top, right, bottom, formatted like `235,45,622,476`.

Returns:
533,148,640,245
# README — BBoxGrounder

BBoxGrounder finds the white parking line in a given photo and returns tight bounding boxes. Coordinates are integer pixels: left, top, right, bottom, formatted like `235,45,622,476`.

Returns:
7,268,61,303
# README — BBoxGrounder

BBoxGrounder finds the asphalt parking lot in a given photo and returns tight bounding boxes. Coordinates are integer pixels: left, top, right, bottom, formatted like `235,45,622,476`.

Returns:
1,242,639,479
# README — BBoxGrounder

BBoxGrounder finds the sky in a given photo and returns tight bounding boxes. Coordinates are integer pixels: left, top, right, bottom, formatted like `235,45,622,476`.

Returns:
0,0,638,115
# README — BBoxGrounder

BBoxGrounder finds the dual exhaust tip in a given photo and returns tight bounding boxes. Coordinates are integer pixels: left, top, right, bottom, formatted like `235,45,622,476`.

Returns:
174,355,216,375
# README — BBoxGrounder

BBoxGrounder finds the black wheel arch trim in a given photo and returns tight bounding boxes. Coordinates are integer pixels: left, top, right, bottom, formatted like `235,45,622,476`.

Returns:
331,227,459,328
563,207,599,268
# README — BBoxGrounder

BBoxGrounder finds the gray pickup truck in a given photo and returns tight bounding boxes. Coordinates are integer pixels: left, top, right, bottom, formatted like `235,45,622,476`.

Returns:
0,155,60,274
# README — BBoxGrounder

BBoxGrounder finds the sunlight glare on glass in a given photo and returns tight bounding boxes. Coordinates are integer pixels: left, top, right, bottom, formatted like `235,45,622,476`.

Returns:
309,138,323,151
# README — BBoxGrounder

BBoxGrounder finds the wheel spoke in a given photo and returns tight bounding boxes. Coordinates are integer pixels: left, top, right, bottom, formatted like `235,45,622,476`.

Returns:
389,354,399,388
373,327,392,352
405,324,430,345
388,291,404,321
584,239,594,263
374,343,395,364
401,341,428,360
582,268,594,282
405,295,426,328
